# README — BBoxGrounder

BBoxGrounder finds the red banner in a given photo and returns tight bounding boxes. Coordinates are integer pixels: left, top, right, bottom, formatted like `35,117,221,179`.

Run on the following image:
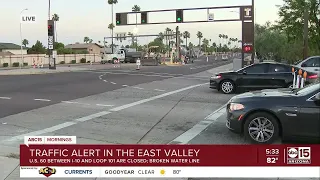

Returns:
20,144,320,166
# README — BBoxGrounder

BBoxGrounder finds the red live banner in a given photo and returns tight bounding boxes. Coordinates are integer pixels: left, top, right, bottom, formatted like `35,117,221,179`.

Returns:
20,144,320,166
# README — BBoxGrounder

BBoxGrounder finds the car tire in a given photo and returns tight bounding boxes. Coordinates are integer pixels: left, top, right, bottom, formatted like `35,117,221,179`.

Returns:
219,80,235,94
243,112,280,144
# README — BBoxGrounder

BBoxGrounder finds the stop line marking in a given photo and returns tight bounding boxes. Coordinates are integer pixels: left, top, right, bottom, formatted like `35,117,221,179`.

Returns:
0,97,11,100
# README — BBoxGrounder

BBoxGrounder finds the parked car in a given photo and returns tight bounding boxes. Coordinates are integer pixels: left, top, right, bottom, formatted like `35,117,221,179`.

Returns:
295,56,320,74
222,55,228,61
226,82,320,144
210,62,318,94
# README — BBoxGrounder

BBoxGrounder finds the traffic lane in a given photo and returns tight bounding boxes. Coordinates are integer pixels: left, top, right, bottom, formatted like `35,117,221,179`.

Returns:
43,83,233,145
0,72,168,119
93,59,232,76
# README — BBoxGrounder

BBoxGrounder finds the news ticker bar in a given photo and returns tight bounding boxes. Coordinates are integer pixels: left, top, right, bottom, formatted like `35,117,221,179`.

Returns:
21,166,320,178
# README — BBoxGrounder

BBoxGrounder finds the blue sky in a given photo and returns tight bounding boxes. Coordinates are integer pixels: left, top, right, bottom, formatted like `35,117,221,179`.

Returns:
0,0,283,47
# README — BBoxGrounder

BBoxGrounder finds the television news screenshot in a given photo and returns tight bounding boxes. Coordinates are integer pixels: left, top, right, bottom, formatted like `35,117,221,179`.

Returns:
0,0,320,179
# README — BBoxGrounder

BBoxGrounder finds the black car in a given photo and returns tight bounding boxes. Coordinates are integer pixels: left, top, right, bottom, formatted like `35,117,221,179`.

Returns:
226,83,320,144
210,62,318,94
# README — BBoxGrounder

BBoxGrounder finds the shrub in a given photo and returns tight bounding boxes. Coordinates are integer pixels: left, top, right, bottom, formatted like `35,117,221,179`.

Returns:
80,58,86,63
71,60,76,64
60,61,65,64
3,63,8,67
12,62,19,67
23,62,28,66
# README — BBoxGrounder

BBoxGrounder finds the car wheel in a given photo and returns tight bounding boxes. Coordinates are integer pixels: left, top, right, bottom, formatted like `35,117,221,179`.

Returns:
220,80,235,94
243,112,280,144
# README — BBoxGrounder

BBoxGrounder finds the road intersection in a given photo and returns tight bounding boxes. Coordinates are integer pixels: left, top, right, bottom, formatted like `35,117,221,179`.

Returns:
0,55,253,179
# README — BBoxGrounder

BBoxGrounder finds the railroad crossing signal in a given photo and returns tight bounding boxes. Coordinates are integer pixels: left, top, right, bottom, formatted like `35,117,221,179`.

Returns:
243,44,253,53
176,10,183,23
141,12,148,24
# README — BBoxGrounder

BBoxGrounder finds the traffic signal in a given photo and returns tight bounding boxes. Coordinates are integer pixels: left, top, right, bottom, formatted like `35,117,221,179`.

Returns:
141,12,148,24
176,9,183,23
48,20,54,36
116,13,121,25
243,45,253,53
115,13,128,25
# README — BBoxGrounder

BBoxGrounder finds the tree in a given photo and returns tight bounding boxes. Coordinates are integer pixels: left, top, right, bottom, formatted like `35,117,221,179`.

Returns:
182,31,190,49
202,38,209,53
27,40,46,54
83,37,90,43
196,31,203,48
276,0,320,56
52,13,59,42
22,39,29,47
108,0,118,53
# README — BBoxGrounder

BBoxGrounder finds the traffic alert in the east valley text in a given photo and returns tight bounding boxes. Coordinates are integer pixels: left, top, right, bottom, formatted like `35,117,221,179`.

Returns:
20,167,320,178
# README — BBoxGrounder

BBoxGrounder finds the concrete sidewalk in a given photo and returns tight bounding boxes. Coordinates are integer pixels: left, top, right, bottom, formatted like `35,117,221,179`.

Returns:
0,66,88,75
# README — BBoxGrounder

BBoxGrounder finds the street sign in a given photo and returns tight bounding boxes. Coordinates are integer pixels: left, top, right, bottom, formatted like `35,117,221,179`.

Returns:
208,13,214,21
21,15,37,23
48,36,54,50
52,50,57,58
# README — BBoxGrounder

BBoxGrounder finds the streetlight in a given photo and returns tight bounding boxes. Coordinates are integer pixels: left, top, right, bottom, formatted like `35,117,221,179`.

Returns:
20,8,28,68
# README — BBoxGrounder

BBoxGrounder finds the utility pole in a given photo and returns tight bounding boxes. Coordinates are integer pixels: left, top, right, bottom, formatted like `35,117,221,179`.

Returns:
303,4,309,59
176,26,180,63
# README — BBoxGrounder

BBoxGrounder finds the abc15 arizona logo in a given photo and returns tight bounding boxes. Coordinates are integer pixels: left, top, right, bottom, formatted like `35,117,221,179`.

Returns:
39,167,56,177
287,147,311,164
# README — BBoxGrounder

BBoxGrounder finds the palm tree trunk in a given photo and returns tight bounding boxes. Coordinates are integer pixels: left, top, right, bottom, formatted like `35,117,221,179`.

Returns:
55,21,57,42
185,38,187,49
111,3,114,53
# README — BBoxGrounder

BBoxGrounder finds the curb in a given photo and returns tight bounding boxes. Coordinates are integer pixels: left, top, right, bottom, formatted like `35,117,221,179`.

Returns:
0,70,80,76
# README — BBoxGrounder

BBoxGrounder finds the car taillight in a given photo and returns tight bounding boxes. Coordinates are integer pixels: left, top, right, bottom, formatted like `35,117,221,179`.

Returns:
308,74,318,79
216,75,222,79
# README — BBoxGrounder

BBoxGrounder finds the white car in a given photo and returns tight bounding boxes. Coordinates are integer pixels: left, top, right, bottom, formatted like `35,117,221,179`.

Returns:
295,56,320,74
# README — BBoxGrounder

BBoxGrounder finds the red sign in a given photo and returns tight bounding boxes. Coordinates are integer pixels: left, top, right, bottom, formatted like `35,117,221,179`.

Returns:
20,145,320,167
243,45,252,52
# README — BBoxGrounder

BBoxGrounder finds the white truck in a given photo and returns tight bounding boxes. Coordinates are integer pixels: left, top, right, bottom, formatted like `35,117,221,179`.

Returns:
101,49,126,64
101,48,143,64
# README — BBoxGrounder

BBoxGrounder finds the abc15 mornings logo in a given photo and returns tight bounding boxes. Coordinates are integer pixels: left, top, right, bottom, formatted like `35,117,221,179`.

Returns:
287,147,311,164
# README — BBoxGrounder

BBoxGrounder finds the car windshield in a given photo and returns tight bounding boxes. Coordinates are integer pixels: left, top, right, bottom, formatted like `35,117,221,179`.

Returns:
294,59,303,65
294,83,320,96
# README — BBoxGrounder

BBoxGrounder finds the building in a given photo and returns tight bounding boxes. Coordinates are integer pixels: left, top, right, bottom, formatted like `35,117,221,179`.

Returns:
65,43,103,54
0,43,27,55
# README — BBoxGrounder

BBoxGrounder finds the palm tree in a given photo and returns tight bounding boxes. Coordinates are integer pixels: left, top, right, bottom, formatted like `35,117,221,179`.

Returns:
84,37,90,43
196,31,203,48
202,38,209,53
165,27,171,50
22,39,29,47
132,5,141,51
52,13,59,42
218,34,222,46
108,0,118,53
108,23,115,48
182,31,190,49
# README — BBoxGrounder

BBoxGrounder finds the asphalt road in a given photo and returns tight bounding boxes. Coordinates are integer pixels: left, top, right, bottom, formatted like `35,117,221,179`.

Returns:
0,55,231,118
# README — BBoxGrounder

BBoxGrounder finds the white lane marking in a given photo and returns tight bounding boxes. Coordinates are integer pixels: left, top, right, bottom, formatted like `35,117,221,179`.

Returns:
96,104,114,107
110,82,117,84
98,75,103,79
88,71,175,78
0,97,11,100
34,99,51,102
103,80,108,82
169,103,227,144
133,87,144,90
122,85,128,87
4,111,112,142
2,83,208,143
154,89,165,92
61,101,90,105
110,83,208,112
